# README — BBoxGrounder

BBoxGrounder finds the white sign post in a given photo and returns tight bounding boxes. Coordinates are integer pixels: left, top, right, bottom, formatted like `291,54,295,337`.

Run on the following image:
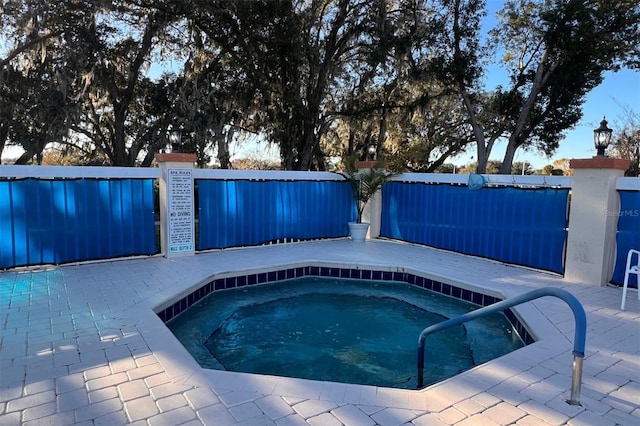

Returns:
156,153,196,257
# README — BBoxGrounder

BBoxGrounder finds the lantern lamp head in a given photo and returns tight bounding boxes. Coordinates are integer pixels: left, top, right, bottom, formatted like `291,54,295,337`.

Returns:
367,142,377,161
167,124,183,153
593,117,612,157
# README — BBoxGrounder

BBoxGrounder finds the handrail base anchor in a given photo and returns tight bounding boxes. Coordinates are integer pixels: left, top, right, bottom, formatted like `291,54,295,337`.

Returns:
566,355,583,406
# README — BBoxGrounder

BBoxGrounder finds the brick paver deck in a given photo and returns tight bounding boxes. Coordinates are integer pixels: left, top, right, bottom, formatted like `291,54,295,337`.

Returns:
1,240,638,425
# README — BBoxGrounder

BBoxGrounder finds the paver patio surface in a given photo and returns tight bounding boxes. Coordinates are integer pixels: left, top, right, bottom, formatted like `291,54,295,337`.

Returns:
1,239,638,425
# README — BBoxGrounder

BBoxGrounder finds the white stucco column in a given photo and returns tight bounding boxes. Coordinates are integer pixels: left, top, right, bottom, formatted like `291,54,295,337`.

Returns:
356,160,384,240
362,191,382,239
155,153,197,257
565,157,630,285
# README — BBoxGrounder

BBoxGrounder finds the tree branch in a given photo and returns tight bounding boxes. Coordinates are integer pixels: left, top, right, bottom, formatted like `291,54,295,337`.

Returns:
0,30,64,68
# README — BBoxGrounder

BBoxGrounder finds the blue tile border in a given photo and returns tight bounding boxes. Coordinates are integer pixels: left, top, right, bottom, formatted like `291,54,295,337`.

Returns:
156,266,535,346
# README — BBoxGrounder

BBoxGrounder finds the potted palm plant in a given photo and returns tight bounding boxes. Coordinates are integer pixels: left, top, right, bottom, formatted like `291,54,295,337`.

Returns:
342,156,397,242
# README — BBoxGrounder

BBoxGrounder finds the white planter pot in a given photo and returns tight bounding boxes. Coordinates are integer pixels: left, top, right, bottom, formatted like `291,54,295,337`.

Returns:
348,222,370,242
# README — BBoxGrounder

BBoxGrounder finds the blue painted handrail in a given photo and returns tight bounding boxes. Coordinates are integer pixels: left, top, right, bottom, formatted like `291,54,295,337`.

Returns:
417,287,587,405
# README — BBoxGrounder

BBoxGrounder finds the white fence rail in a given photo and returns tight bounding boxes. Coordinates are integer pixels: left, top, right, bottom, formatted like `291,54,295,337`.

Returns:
193,169,345,181
0,165,161,179
1,165,582,188
0,165,348,182
395,173,572,188
617,177,640,191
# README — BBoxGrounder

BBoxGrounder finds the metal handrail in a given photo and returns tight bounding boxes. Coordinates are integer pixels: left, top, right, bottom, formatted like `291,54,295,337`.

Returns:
417,287,587,406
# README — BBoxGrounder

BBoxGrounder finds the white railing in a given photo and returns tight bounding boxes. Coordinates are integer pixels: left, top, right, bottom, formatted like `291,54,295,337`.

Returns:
395,173,572,188
1,165,581,188
0,165,161,179
193,169,345,181
0,165,351,182
617,176,640,191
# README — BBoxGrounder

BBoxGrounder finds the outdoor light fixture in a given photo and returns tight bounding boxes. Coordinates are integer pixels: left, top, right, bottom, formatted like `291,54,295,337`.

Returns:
367,142,377,161
593,117,612,157
167,124,183,153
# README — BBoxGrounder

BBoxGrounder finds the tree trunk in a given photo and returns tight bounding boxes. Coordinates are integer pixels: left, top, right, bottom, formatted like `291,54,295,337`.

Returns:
217,127,234,169
500,144,517,174
376,105,387,157
456,82,490,173
500,51,556,174
476,153,487,173
140,150,155,167
112,106,128,166
281,129,297,170
0,124,7,165
299,126,317,170
347,125,356,156
13,152,33,165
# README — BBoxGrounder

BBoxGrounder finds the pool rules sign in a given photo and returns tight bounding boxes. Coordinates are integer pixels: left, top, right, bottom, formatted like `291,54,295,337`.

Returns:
167,168,195,254
155,153,197,258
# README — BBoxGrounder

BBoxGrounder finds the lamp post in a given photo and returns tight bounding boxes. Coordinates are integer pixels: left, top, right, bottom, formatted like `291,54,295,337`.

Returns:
167,124,183,153
593,117,612,157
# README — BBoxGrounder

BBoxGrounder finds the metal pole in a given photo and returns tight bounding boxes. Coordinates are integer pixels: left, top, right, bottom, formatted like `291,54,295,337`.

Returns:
417,348,425,388
567,356,583,405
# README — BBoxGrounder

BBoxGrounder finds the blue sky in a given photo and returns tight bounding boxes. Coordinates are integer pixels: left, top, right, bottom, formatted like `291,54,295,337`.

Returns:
453,0,640,169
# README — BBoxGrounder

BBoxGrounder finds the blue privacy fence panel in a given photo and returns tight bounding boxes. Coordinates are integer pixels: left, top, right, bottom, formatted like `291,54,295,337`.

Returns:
197,179,355,249
0,178,157,269
611,191,640,287
381,182,569,274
